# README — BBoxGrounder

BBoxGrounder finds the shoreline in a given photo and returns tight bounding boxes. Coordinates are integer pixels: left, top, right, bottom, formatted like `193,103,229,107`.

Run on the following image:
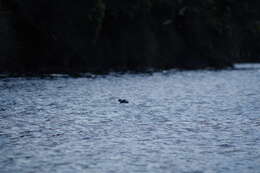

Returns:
2,63,260,78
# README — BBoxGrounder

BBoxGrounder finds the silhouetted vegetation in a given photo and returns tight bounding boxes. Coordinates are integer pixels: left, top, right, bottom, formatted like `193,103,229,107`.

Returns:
0,0,260,73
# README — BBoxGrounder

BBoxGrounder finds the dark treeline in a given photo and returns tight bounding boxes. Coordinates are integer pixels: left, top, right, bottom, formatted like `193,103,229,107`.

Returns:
0,0,260,73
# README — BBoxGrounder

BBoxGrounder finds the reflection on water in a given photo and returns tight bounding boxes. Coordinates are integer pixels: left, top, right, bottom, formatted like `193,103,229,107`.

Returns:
0,64,260,173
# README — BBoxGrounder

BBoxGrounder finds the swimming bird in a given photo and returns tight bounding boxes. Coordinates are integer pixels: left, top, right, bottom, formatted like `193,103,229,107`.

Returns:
118,99,129,104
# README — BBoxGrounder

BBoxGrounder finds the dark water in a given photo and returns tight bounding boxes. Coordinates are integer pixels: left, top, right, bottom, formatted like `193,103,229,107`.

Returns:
0,64,260,173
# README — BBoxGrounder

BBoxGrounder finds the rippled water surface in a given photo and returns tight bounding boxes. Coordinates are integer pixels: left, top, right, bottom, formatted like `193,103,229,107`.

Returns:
1,64,260,173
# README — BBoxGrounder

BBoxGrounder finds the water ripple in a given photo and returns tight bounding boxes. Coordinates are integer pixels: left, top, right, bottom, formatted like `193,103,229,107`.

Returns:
0,64,260,173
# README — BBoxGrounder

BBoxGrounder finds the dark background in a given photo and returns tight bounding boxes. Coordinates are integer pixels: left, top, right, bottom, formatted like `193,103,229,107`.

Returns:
1,0,260,74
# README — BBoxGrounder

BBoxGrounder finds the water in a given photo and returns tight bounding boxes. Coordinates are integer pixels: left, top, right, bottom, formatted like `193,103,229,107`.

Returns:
0,64,260,173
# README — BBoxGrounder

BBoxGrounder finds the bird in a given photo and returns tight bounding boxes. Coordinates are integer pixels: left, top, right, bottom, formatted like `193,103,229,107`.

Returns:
118,99,129,104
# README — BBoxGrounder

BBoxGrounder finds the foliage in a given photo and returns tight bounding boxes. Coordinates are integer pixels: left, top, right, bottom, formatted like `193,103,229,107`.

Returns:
1,0,260,73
